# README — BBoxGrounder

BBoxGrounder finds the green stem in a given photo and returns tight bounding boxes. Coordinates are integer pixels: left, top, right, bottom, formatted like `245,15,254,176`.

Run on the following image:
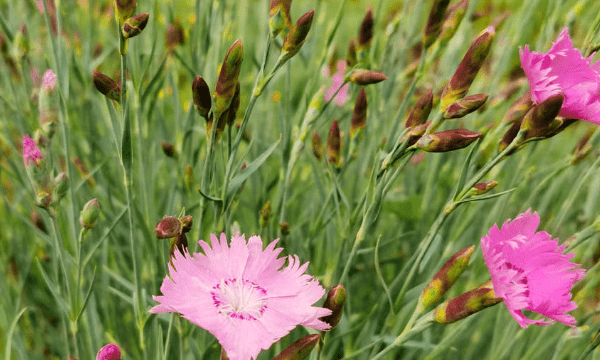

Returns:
370,312,434,360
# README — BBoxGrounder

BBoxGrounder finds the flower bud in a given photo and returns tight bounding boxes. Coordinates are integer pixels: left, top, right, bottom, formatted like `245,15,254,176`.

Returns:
357,5,374,51
12,24,29,60
346,38,358,67
155,216,182,239
320,284,346,329
273,334,320,360
192,75,212,119
521,93,564,139
80,198,100,229
279,222,290,236
402,122,431,146
214,40,243,116
282,10,315,60
423,0,451,48
166,21,185,51
36,191,53,208
39,70,59,138
416,129,481,152
161,142,177,158
440,26,495,110
443,94,489,119
269,0,292,37
433,280,502,324
327,120,342,167
92,71,121,102
503,91,534,124
348,70,387,85
472,180,498,195
498,119,522,153
439,0,468,44
122,13,149,39
418,246,475,313
259,201,271,228
96,343,121,360
180,215,193,233
30,209,47,233
53,172,68,201
405,89,433,128
350,88,368,139
312,130,323,160
115,0,136,26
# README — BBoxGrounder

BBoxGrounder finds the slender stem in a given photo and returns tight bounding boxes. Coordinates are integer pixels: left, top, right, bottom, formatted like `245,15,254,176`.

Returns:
370,312,434,360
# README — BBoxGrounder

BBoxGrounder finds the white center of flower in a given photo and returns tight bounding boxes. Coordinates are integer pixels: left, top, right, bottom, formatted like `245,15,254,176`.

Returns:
211,278,268,320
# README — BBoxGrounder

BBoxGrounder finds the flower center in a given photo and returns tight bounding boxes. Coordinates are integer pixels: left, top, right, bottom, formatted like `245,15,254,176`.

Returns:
211,278,268,320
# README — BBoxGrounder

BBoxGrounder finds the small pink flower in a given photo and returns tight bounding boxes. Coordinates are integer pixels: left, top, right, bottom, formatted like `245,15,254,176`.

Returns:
150,233,331,360
323,60,350,106
481,210,585,328
41,69,57,92
96,343,121,360
520,28,600,124
22,134,43,167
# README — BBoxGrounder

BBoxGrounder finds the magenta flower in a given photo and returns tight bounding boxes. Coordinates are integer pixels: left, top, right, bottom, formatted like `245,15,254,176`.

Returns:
22,134,43,167
481,210,585,328
323,60,350,106
520,28,600,124
151,233,331,360
41,69,57,92
96,343,121,360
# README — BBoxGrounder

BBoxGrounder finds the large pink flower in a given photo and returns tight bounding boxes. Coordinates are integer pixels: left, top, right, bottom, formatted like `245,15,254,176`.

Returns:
481,210,585,328
520,28,600,124
22,134,43,167
323,60,350,106
151,233,331,360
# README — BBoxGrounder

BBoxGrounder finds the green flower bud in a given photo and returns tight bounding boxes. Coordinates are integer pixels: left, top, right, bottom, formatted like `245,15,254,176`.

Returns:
348,70,387,85
115,0,137,26
92,71,121,102
12,24,29,60
416,129,481,152
433,280,502,324
301,88,325,139
180,215,193,233
80,198,100,229
440,26,495,110
155,216,182,239
214,40,244,116
406,89,433,128
269,8,286,38
350,88,368,139
53,172,68,201
423,0,451,48
418,246,475,313
327,120,342,167
122,13,149,39
273,334,320,360
269,0,292,37
320,284,346,329
443,94,489,119
279,222,290,236
282,10,315,60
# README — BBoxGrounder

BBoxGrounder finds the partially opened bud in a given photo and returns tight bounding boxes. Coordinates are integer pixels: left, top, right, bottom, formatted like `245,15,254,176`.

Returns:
417,246,475,313
346,38,358,67
503,90,533,124
327,120,341,166
406,89,433,128
214,40,243,116
443,94,489,119
115,0,137,26
416,129,481,152
348,70,387,85
93,71,121,102
357,5,374,51
440,26,495,110
521,93,564,139
423,0,451,48
155,216,182,239
433,280,502,324
122,13,149,39
269,0,292,37
80,198,100,230
161,142,177,158
192,75,212,119
350,88,368,138
312,130,323,160
439,0,468,44
282,10,315,60
472,180,498,195
320,284,346,328
272,334,320,360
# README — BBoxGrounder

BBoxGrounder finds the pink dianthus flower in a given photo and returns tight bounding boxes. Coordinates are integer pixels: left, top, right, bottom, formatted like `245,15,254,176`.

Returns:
520,28,600,124
41,69,57,92
96,343,121,360
481,210,585,328
323,60,350,106
151,233,331,360
22,134,43,167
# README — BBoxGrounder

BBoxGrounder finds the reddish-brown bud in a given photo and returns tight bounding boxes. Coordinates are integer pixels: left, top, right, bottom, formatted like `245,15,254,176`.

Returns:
439,0,468,44
346,38,358,67
122,13,149,39
403,122,431,146
350,88,368,138
166,21,185,51
521,93,564,139
170,232,188,258
416,129,481,152
320,284,346,329
472,180,498,195
259,201,271,228
312,130,323,160
349,70,387,85
192,75,211,119
215,40,243,116
155,216,182,239
161,142,177,158
180,215,193,233
92,71,121,102
282,10,315,60
499,119,522,153
503,91,534,124
357,5,374,49
433,280,502,324
406,89,433,128
443,94,489,119
327,120,342,166
227,82,241,127
272,334,320,360
115,0,137,26
423,0,451,47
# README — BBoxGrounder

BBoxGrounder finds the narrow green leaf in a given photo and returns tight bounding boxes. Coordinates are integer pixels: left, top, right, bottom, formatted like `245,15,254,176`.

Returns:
75,266,98,324
0,11,13,42
36,260,69,315
83,206,128,268
458,188,516,204
419,234,443,272
197,186,223,204
374,235,395,315
453,139,480,201
121,107,132,175
141,56,167,107
226,137,281,196
4,307,27,360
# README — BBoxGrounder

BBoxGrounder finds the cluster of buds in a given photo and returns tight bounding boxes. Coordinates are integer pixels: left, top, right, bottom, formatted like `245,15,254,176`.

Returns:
114,0,149,53
155,214,193,258
192,40,243,141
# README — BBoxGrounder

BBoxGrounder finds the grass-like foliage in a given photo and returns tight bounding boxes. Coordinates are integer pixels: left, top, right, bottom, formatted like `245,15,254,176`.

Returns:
1,0,600,359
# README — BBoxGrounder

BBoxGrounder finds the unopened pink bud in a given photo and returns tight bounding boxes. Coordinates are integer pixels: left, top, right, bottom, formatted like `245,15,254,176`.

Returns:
96,343,121,360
